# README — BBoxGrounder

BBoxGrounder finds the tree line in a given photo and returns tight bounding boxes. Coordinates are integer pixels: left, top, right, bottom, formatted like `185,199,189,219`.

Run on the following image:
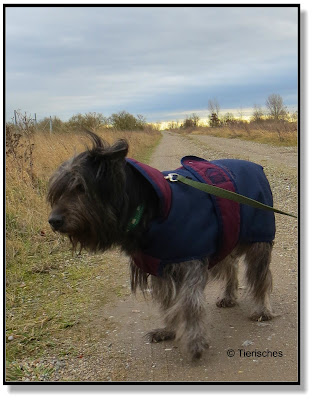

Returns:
7,110,156,134
8,93,296,134
177,94,297,129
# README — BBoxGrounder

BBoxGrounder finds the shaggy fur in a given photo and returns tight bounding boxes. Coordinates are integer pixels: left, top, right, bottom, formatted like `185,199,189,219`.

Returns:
48,132,274,361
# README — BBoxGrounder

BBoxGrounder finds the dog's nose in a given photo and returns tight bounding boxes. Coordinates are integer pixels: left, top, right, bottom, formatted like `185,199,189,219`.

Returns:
49,215,64,231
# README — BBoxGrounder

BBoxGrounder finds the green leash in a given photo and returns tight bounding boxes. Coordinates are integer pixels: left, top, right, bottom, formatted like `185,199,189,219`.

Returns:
165,173,297,219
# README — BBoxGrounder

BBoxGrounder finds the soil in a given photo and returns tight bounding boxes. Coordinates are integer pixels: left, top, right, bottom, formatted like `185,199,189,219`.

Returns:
48,132,299,383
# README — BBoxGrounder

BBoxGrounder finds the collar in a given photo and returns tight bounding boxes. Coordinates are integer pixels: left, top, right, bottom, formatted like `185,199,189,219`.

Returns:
126,204,145,232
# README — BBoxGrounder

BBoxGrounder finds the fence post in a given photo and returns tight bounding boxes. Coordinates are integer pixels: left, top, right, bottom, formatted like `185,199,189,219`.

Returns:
49,116,52,134
14,110,17,125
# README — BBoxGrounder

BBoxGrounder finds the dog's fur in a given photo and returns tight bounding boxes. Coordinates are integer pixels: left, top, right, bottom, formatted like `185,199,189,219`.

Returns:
48,132,274,360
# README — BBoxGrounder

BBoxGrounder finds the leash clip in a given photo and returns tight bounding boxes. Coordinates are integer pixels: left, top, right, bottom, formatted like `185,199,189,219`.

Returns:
165,173,179,182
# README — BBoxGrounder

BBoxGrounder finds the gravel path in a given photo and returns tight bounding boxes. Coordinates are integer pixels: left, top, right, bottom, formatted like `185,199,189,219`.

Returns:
187,134,298,169
50,132,298,383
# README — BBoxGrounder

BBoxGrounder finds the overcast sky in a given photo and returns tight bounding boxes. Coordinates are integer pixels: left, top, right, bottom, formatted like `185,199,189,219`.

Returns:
5,6,298,123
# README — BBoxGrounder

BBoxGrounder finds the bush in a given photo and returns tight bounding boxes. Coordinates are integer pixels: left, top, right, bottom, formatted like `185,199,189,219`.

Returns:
109,111,146,131
66,112,109,131
36,116,64,133
6,110,35,182
181,113,200,129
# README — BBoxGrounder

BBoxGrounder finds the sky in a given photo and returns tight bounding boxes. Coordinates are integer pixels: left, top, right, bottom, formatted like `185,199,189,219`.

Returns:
5,5,298,123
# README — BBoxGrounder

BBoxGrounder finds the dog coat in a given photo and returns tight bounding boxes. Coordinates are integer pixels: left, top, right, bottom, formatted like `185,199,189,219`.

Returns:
126,156,275,276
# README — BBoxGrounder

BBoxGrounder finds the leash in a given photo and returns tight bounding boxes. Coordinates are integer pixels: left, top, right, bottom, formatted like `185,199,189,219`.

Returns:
165,173,297,219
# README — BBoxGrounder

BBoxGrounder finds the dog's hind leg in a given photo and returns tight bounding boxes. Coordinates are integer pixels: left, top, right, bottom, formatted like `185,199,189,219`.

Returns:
212,254,239,308
244,242,274,321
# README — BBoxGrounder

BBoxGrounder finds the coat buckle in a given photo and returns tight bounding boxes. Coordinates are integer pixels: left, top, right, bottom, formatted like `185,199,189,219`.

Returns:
164,173,179,182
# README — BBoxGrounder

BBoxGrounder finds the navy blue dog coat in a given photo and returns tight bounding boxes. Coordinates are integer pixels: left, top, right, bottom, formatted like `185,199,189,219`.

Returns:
126,156,275,276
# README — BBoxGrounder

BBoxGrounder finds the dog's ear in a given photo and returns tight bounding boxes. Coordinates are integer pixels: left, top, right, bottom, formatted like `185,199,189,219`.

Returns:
108,139,129,160
86,130,129,160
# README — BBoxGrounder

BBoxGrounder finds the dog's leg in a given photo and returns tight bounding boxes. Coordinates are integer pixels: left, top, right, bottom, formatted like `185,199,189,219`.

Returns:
214,255,239,308
146,328,176,343
150,260,210,360
244,242,274,321
146,273,178,343
176,275,210,360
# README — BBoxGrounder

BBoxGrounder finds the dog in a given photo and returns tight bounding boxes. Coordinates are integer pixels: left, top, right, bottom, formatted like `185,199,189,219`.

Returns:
48,132,275,360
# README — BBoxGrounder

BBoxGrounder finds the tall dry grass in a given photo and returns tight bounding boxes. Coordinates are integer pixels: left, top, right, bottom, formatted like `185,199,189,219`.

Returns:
176,119,298,147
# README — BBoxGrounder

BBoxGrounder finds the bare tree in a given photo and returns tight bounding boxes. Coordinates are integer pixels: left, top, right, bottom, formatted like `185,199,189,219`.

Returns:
223,112,235,125
208,98,220,117
265,94,287,120
252,104,264,122
237,106,244,121
191,113,200,126
182,113,200,129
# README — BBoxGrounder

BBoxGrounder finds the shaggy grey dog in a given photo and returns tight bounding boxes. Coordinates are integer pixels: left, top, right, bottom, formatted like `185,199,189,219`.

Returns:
48,132,275,360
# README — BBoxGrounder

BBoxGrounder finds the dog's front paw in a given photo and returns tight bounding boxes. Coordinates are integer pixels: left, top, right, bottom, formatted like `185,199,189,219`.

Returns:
146,328,176,343
216,297,237,308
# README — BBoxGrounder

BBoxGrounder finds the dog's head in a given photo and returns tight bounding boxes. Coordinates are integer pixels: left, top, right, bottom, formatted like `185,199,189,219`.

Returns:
47,131,129,251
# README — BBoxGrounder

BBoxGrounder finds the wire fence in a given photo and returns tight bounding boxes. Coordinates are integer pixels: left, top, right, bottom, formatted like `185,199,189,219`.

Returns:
12,110,53,133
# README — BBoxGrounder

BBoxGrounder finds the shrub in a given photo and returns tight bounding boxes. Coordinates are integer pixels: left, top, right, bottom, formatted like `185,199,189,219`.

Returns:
66,112,109,131
109,111,146,131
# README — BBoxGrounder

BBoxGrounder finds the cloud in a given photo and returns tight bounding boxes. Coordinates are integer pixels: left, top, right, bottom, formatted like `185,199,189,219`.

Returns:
5,6,298,122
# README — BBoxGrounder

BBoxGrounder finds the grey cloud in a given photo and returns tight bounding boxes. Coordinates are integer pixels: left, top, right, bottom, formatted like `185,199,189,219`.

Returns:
5,6,298,121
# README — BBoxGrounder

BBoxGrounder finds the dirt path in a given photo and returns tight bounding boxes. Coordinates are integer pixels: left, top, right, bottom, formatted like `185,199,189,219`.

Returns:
187,134,298,169
54,132,298,383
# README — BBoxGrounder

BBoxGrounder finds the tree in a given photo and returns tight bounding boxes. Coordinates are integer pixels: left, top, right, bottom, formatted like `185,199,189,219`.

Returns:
265,94,287,120
208,98,220,117
222,112,235,125
182,113,200,129
237,106,244,121
209,113,221,127
109,111,146,131
252,104,264,122
191,113,200,127
67,112,108,131
208,98,221,127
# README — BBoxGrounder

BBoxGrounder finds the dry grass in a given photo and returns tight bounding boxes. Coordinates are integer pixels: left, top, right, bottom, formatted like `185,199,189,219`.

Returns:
172,120,297,147
5,128,161,381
